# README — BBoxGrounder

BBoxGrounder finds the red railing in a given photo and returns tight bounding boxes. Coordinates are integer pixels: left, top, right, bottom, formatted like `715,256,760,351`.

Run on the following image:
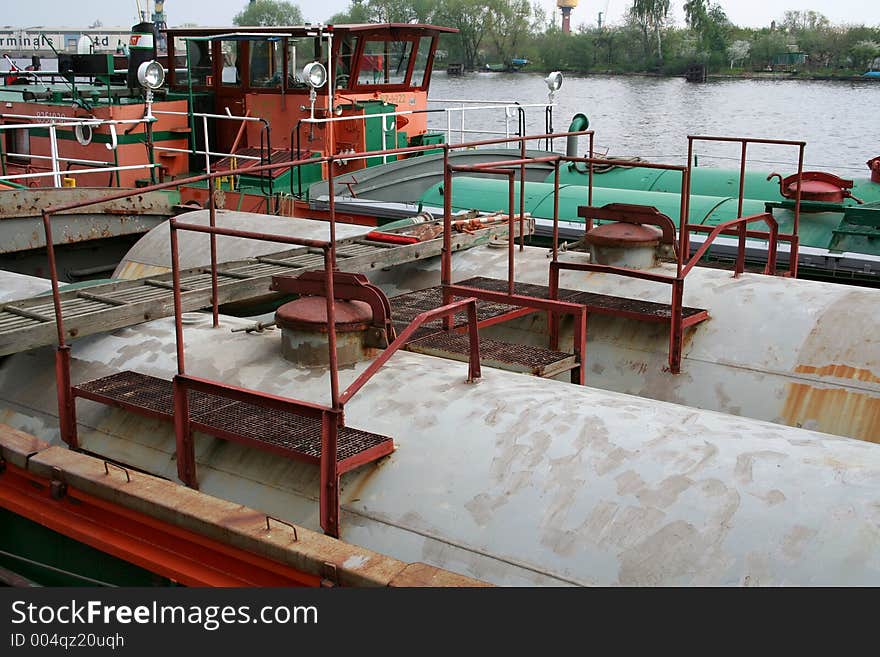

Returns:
438,150,785,375
550,155,783,373
686,135,805,277
41,136,543,537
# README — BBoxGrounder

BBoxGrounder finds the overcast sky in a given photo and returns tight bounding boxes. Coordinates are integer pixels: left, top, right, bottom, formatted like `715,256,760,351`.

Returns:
2,1,878,30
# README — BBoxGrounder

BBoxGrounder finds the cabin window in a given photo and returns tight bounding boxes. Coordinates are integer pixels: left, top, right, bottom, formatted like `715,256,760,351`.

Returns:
411,36,433,88
358,40,414,86
5,126,31,164
221,41,240,85
250,39,284,88
173,37,213,87
335,35,358,90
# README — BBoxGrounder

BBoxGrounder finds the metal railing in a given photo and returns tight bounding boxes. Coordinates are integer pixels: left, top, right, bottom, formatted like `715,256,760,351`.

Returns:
39,143,488,539
547,154,784,374
427,99,556,147
686,135,806,278
0,114,156,187
152,108,273,208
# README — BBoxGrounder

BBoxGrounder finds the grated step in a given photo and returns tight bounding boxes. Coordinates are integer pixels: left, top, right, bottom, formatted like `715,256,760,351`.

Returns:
73,371,393,469
406,332,577,378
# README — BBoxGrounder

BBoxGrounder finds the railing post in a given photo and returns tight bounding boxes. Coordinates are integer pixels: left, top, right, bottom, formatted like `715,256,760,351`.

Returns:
324,248,340,414
791,145,805,278
572,308,587,385
48,123,61,187
172,376,197,488
170,218,186,376
208,176,219,327
519,136,526,251
669,278,685,374
507,170,515,296
734,141,748,277
683,138,694,263
466,300,482,383
328,156,337,269
201,114,211,177
442,147,453,329
43,207,78,447
548,262,560,351
588,132,594,210
320,410,340,538
55,346,78,449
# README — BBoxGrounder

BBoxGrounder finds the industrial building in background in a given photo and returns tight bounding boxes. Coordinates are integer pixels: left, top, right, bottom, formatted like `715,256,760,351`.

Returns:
0,1,169,58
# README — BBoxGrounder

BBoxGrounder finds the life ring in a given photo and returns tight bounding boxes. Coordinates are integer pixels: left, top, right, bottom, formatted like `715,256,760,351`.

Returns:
74,123,92,146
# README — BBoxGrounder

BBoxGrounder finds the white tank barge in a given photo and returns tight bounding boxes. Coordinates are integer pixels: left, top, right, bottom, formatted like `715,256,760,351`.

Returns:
107,209,880,444
2,175,880,585
2,307,880,586
0,206,880,585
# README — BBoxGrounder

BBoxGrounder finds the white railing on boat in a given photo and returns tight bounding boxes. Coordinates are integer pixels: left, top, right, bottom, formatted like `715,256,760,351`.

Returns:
0,114,157,187
427,99,556,147
299,100,557,166
151,109,268,176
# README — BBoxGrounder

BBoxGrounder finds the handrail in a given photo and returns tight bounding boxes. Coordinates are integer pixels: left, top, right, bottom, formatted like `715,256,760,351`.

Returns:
0,115,154,188
340,298,481,405
682,212,779,277
687,135,805,277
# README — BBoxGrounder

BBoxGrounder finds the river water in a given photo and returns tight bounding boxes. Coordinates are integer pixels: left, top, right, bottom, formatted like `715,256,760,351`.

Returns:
427,71,880,175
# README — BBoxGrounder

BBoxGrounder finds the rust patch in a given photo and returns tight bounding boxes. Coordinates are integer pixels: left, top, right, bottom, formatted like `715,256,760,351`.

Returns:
781,383,880,443
794,364,880,386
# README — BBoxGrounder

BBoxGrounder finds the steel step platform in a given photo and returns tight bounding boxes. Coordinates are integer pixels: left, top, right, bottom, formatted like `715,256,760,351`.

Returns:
457,277,709,325
406,332,577,378
74,371,393,473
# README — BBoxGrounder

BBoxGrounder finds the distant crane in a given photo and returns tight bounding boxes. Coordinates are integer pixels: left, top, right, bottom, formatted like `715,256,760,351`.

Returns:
152,0,167,53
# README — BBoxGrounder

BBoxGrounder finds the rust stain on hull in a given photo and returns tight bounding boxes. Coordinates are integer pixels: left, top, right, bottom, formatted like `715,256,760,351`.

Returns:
782,383,880,443
794,364,880,386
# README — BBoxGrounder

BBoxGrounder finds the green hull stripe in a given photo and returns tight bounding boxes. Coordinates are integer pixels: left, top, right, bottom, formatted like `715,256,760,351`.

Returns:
28,128,186,145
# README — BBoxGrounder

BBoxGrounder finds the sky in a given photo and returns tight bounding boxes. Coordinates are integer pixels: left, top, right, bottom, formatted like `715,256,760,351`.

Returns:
1,0,878,31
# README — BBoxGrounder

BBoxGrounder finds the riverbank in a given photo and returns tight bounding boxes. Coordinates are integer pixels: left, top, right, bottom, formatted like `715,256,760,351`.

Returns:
545,69,880,82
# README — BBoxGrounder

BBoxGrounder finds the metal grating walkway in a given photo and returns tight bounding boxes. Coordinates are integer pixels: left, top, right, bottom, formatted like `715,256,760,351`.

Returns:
407,332,577,378
389,282,577,378
74,371,393,472
457,277,709,322
388,276,709,378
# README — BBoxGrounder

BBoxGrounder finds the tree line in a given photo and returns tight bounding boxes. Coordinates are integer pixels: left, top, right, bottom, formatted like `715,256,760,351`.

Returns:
236,0,880,75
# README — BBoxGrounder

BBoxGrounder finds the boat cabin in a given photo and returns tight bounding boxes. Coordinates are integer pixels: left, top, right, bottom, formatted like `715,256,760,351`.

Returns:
164,24,456,174
0,23,455,192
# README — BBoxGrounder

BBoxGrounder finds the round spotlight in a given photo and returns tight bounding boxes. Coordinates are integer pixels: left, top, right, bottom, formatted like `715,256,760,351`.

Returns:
136,60,165,90
302,61,327,89
544,71,563,93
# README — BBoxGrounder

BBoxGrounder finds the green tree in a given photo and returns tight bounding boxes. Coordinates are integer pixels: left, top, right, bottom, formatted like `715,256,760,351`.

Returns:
233,0,305,26
434,0,493,69
782,10,830,33
486,0,536,65
628,0,670,64
850,40,880,70
328,0,371,24
331,0,435,23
